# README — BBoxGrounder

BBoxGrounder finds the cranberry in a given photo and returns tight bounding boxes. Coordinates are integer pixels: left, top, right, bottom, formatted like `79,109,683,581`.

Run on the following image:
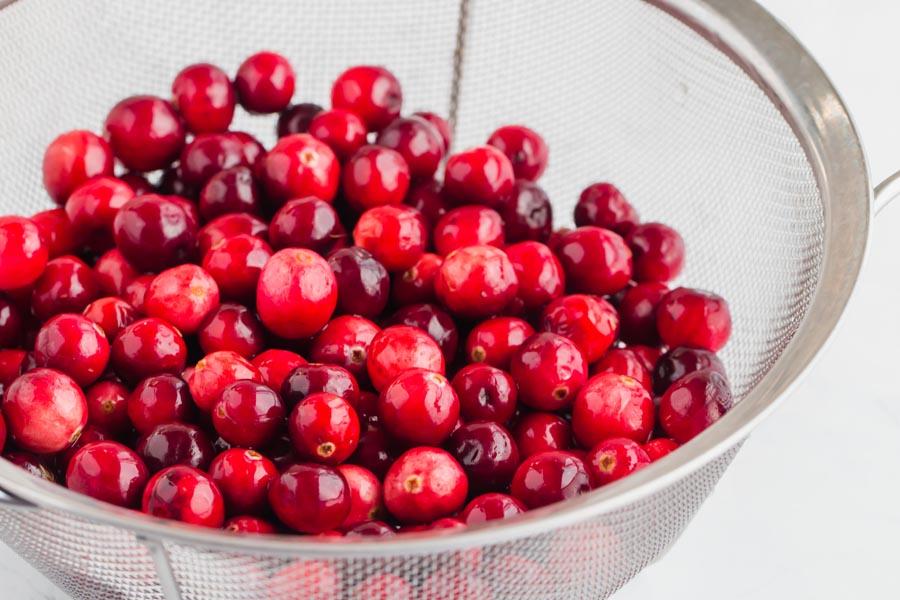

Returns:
404,179,450,227
201,234,272,304
421,571,493,600
413,111,452,152
556,227,632,296
657,287,732,352
198,303,265,358
592,348,652,392
267,560,341,600
433,206,504,257
288,392,359,465
82,297,138,342
586,438,649,488
251,349,307,393
355,391,380,423
42,130,115,204
510,450,592,509
0,217,48,290
331,66,402,131
269,197,344,255
510,332,588,411
366,325,445,391
625,222,685,283
208,448,277,515
64,176,134,241
104,96,185,172
353,205,427,272
337,464,384,528
123,275,154,315
327,247,390,318
197,213,269,257
256,248,337,339
574,183,639,234
388,303,459,361
0,350,27,387
111,318,187,384
442,146,515,208
306,109,367,162
30,255,98,321
451,364,517,424
187,350,261,413
352,574,412,600
572,373,655,450
344,520,396,538
142,465,224,527
448,421,520,493
436,245,518,318
540,295,618,364
342,146,411,211
281,363,360,409
498,180,552,243
378,369,458,446
375,116,444,179
179,133,247,188
113,194,198,272
257,134,340,206
224,516,277,534
2,368,87,453
171,63,235,134
116,173,153,196
156,166,197,199
31,208,82,259
93,249,140,298
653,346,726,396
137,422,214,472
268,463,350,533
0,296,22,348
461,492,526,525
83,380,129,435
212,380,285,448
144,265,220,335
127,373,193,434
277,103,324,137
504,241,565,311
644,438,679,461
198,166,261,220
659,369,732,443
632,345,663,375
4,450,58,482
465,316,534,369
392,252,442,306
233,51,294,112
349,421,397,479
618,282,668,346
383,447,467,524
66,441,148,508
486,124,548,181
309,316,378,380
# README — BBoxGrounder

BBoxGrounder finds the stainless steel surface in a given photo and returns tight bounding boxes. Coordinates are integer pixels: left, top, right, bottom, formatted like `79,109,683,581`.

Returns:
0,0,872,598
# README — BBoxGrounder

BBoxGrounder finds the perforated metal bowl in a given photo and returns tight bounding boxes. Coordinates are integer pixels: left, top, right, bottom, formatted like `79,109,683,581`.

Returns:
0,0,892,598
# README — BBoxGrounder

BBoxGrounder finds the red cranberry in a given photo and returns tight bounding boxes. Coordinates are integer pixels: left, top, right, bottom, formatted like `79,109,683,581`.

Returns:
83,379,130,436
201,234,272,305
574,183,639,234
413,111,452,152
257,248,337,339
375,116,445,179
127,373,193,434
344,520,396,537
0,350,27,387
224,516,277,534
487,125,548,181
118,173,153,196
592,348,652,392
644,438,679,461
510,450,593,509
436,245,518,318
618,282,668,346
104,96,185,172
349,421,397,479
383,447,467,524
498,180,552,243
337,464,384,528
144,265,220,335
83,297,138,342
392,252,442,306
281,363,360,409
198,303,265,358
198,166,261,220
353,205,427,272
268,463,350,533
378,369,458,446
123,275,154,315
212,380,285,448
30,255,98,321
209,448,277,515
230,131,266,166
197,213,269,257
572,373,655,449
156,166,197,199
342,146,411,211
277,103,324,137
352,574,412,600
137,422,214,472
113,194,198,272
58,426,109,474
42,130,115,204
307,109,368,162
93,249,140,298
289,392,359,465
257,134,339,206
309,316,378,381
172,63,235,134
327,247,390,318
451,364,517,424
269,196,344,255
2,368,87,453
504,241,565,311
433,206,504,257
251,349,307,393
465,316,534,369
448,421,520,493
366,325,445,391
111,318,187,384
510,332,587,411
66,441,148,507
442,146,515,208
388,303,459,361
0,296,22,348
653,346,727,396
331,66,402,131
557,227,633,296
461,492,526,525
404,179,450,227
587,437,650,486
0,217,48,290
632,345,663,375
540,294,618,364
31,208,82,259
179,133,248,188
659,369,732,443
142,465,224,527
235,51,295,113
187,350,261,413
64,176,134,241
657,288,732,352
626,222,685,283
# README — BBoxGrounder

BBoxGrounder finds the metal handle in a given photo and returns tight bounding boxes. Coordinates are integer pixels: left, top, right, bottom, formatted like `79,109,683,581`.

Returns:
874,170,900,215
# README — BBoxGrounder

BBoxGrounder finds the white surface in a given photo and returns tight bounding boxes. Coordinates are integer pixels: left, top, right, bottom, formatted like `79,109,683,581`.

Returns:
3,1,900,598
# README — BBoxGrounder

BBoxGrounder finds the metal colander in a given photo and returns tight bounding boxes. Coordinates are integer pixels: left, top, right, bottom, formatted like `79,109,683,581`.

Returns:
0,0,888,598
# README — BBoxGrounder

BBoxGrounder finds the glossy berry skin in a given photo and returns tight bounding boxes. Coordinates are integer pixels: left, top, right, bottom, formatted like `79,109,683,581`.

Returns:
413,111,452,152
513,412,572,459
487,125,549,182
574,183,639,235
66,441,149,508
510,333,588,411
251,349,307,393
504,241,564,311
235,52,295,114
281,363,360,409
113,194,198,272
353,205,427,272
3,368,86,454
42,130,115,204
388,303,458,361
618,282,668,346
541,295,618,364
30,255,99,321
208,448,278,515
276,102,323,137
307,109,368,162
224,516,277,534
256,248,337,339
269,196,345,254
142,465,225,528
436,245,518,318
93,249,140,298
187,350,262,413
499,180,553,243
659,369,732,443
171,63,236,134
375,116,445,180
451,364,517,424
0,297,22,348
127,373,193,435
342,146,411,211
31,208,82,259
657,287,732,352
83,297,138,341
331,66,403,132
591,348,653,392
119,275,155,314
392,252,442,306
652,346,727,397
572,373,655,449
201,234,272,305
212,380,285,448
289,392,360,465
344,520,396,538
556,227,633,296
447,421,520,494
111,318,187,385
366,325,445,392
0,351,27,389
461,493,527,525
257,134,340,206
179,133,249,188
328,247,390,319
632,345,663,375
198,166,262,220
352,574,412,600
383,447,467,524
404,179,449,227
309,315,379,381
626,222,685,283
0,217,48,291
349,422,397,479
587,437,651,486
433,206,504,257
33,314,109,387
644,438,680,461
104,96,185,172
268,463,350,533
465,316,534,370
64,176,135,239
137,422,215,473
442,146,515,208
145,265,220,335
198,213,269,257
198,303,265,359
378,369,458,447
337,464,384,528
510,450,592,509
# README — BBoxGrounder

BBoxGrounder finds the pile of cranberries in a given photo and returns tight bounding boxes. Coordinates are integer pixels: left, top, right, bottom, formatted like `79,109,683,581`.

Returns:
0,52,733,543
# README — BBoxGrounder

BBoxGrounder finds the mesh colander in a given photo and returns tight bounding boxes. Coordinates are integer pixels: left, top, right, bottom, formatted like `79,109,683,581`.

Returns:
0,0,892,598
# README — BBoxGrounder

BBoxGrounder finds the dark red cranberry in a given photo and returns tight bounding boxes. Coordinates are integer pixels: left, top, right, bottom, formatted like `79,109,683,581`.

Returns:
355,391,379,423
342,146,411,212
172,63,236,134
212,380,285,448
541,294,618,364
137,422,214,472
0,296,22,348
504,241,565,311
572,373,655,449
436,245,518,318
659,369,732,443
378,369,458,446
344,520,396,538
461,492,526,525
256,248,337,339
366,325,445,391
556,227,633,296
197,213,269,257
392,252,442,306
574,183,639,234
498,180,552,243
510,450,592,509
413,111,452,152
307,109,368,162
353,205,427,272
433,205,504,257
281,363,360,409
653,346,727,396
179,133,248,188
657,288,732,352
309,316,379,381
83,297,138,342
186,350,262,413
111,318,187,384
644,438,679,461
142,465,224,527
93,249,140,298
66,441,148,507
2,368,86,453
268,463,350,533
277,103,323,137
208,448,278,515
0,217,48,290
465,316,534,370
235,51,295,113
447,421,520,494
591,348,652,392
123,275,154,315
487,125,548,181
113,194,198,272
156,165,197,199
442,146,515,208
127,373,193,435
251,349,307,394
84,380,130,436
144,265,220,335
587,437,650,486
331,66,402,131
632,345,663,375
337,464,384,528
256,134,340,206
198,303,265,359
31,208,82,259
42,130,115,204
626,222,685,283
64,177,134,240
327,247,390,318
0,349,28,387
118,173,154,196
269,196,344,255
510,332,588,411
201,234,272,305
349,421,397,479
104,96,185,172
383,447,467,524
375,116,444,179
618,282,668,346
30,255,98,321
388,303,459,361
451,364,517,424
224,516,277,534
404,179,449,227
289,392,360,465
198,166,262,220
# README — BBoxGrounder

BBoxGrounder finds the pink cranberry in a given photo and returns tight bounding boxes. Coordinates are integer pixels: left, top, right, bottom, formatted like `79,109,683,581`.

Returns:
111,318,186,384
145,265,220,335
498,180,553,243
2,368,87,453
352,574,412,600
383,447,467,524
461,492,526,525
392,252,442,306
465,316,534,369
198,166,262,220
387,303,459,361
337,464,384,528
328,247,390,319
342,146,411,211
541,294,618,364
171,63,235,133
510,332,588,411
127,373,193,435
113,194,198,272
269,196,345,254
487,125,548,181
448,421,519,493
64,177,134,241
197,213,269,257
353,205,427,272
289,392,360,465
198,303,265,358
349,422,398,479
84,379,131,437
224,516,277,534
257,134,339,206
657,287,732,352
186,350,261,413
572,373,655,449
505,241,565,311
256,248,337,339
201,233,272,305
626,222,685,283
137,422,214,473
659,369,732,443
93,249,140,298
557,226,633,296
412,111,452,152
31,208,82,259
591,348,652,392
268,463,350,533
653,346,727,396
587,437,650,486
66,441,148,508
378,369,458,447
366,325,445,391
235,51,295,114
618,282,668,346
376,116,445,179
142,465,224,527
331,66,402,131
433,206,504,257
251,349,307,393
277,102,323,137
510,450,593,509
83,297,138,342
42,130,115,204
208,448,278,515
309,316,379,381
451,364,517,424
436,245,518,318
307,109,368,162
442,146,515,208
644,438,680,461
404,179,450,227
104,96,185,172
0,217,48,290
30,255,98,321
574,183,639,234
212,380,285,448
281,363,360,409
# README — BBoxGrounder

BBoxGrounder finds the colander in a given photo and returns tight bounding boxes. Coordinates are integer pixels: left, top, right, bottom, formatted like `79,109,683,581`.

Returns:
0,0,894,598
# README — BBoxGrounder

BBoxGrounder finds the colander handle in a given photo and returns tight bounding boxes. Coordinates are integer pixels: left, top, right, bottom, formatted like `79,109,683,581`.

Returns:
874,170,900,214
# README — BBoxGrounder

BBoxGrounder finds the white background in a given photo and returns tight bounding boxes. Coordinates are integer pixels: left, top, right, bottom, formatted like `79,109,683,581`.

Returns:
4,1,900,598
